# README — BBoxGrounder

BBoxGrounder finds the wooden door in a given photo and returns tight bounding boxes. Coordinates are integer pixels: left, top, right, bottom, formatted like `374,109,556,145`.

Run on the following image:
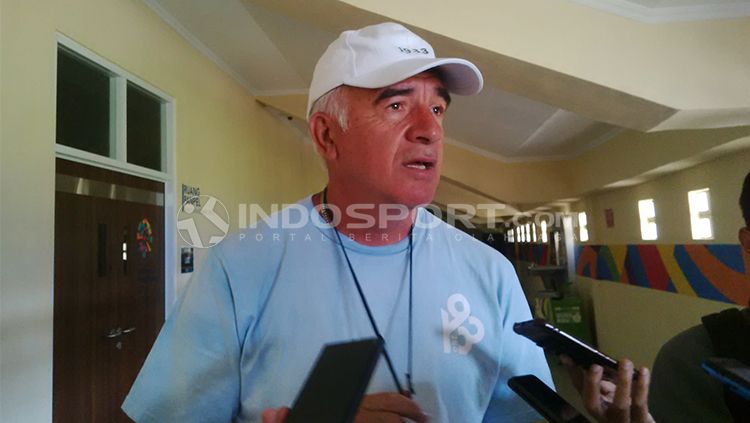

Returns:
53,159,165,422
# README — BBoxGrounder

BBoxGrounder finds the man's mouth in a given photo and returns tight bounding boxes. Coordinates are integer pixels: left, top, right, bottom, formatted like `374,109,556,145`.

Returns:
404,160,435,170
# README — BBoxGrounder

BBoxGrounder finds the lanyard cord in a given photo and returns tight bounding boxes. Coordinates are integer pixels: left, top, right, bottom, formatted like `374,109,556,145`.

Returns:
406,228,414,394
322,188,415,395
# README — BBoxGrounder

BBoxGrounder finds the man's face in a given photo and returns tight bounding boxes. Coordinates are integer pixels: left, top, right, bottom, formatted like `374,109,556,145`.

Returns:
329,72,449,208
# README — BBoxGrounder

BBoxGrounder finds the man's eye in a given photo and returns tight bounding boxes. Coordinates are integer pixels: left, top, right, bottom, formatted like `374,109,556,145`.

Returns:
432,106,445,115
388,103,402,111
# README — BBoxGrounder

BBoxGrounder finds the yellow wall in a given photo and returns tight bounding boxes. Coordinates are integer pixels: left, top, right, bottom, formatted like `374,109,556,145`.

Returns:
569,128,750,202
576,276,737,368
0,0,325,421
573,147,750,245
442,142,572,205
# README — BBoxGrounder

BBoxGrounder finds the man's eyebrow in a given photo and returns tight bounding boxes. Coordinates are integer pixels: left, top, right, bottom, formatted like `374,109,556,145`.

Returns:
372,85,452,107
373,87,413,105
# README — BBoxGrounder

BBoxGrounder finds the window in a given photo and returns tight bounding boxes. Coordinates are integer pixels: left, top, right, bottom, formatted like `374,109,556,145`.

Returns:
56,47,112,156
541,220,548,243
56,41,170,174
516,226,522,243
525,223,531,243
127,82,163,171
531,223,537,243
578,212,589,242
638,199,658,240
507,228,515,243
688,188,713,240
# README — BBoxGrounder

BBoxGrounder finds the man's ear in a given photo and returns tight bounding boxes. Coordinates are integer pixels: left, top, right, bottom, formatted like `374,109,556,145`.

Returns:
739,227,750,256
308,112,339,162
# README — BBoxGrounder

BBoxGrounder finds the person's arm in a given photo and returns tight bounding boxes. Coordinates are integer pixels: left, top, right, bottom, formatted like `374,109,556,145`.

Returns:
562,356,655,423
122,249,242,422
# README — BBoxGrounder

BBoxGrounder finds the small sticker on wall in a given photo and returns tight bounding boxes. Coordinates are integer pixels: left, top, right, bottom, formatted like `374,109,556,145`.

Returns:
136,218,153,258
605,208,615,228
181,247,194,273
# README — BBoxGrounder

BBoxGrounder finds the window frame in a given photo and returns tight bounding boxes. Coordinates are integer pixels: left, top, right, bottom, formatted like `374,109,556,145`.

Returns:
55,34,174,181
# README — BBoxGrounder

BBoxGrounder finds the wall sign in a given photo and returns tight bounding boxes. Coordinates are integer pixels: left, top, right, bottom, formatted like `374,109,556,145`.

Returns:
182,184,200,207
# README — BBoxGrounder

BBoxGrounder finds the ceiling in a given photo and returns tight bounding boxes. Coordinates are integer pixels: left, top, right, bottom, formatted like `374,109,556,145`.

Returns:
146,0,640,161
145,0,749,161
144,0,749,215
572,0,750,22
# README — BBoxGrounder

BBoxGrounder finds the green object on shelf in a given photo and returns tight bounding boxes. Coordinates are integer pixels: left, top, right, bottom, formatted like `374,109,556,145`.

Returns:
548,297,594,346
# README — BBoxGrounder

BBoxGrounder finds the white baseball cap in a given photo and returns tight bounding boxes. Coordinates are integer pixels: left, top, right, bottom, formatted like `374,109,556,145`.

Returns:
307,22,483,118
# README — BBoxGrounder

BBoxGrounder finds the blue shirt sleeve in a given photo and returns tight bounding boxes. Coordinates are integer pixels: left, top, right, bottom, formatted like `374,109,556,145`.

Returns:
483,259,554,423
122,249,242,422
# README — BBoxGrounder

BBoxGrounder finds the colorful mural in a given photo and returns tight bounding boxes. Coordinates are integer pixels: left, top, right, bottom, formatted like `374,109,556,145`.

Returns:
518,244,550,265
575,244,750,306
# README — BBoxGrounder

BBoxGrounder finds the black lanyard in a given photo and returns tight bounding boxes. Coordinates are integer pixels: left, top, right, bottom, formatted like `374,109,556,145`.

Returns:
321,188,415,395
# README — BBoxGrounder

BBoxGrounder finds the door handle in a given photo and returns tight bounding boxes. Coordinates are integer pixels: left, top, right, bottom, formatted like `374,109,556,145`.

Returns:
104,327,122,339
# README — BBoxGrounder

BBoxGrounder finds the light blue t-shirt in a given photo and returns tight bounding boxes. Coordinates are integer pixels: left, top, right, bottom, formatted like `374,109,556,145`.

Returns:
123,197,553,422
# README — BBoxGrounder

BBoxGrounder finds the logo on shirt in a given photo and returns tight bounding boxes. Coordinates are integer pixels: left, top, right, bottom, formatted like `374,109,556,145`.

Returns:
441,293,485,355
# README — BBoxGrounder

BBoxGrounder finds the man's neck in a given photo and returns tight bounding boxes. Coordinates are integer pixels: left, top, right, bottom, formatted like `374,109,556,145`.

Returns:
313,188,416,246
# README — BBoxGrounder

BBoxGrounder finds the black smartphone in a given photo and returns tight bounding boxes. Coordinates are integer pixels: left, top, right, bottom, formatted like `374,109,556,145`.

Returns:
286,337,384,423
514,319,620,376
702,357,750,401
508,375,591,423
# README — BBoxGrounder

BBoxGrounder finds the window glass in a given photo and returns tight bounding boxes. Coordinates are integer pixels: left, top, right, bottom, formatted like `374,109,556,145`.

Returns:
688,189,713,240
127,82,163,171
579,212,589,242
56,47,111,157
638,199,658,240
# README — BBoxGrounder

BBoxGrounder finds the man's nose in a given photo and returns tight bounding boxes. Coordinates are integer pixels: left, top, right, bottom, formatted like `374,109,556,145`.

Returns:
406,107,443,144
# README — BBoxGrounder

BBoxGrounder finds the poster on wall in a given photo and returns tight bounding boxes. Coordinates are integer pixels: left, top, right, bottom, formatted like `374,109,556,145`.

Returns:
605,208,615,228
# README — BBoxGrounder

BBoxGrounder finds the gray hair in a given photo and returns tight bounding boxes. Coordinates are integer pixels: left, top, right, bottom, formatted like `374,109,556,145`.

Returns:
309,86,349,131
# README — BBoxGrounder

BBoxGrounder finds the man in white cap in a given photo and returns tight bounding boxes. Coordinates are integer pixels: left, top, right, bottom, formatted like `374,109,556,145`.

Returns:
123,22,553,422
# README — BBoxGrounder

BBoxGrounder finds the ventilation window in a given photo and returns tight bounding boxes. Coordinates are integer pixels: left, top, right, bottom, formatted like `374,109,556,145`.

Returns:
127,82,164,171
56,47,112,157
578,212,589,242
688,188,713,240
638,199,658,240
